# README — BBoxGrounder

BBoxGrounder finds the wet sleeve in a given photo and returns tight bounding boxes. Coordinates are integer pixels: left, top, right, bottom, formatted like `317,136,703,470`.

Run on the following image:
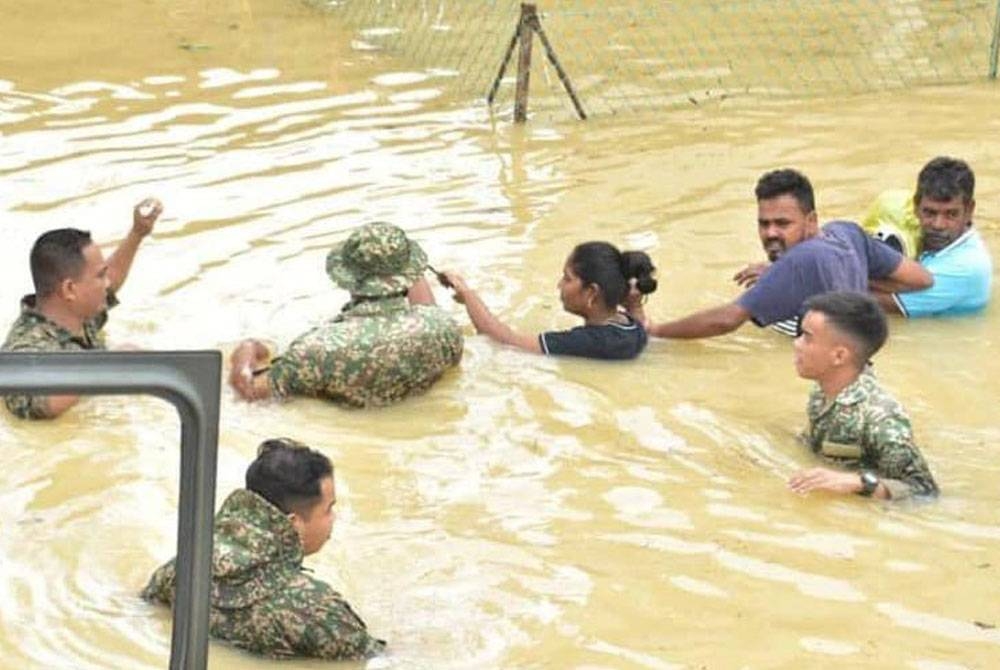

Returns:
540,326,632,359
541,327,598,358
266,347,326,399
3,394,51,420
863,410,939,499
139,558,177,605
895,263,973,318
2,338,65,420
298,592,387,660
736,257,810,327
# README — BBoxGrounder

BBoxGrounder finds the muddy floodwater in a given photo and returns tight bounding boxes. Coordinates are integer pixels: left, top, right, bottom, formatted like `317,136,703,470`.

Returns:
1,1,999,668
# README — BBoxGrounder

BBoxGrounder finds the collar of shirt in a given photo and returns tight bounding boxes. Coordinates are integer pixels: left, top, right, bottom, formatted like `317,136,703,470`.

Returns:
814,372,873,418
16,292,112,349
18,293,88,345
339,295,411,318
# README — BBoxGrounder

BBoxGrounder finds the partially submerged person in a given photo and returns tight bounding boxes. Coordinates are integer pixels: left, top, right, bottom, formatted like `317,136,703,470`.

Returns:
442,241,657,359
870,156,992,318
142,438,386,660
641,169,931,339
788,292,938,500
229,222,463,406
2,198,163,419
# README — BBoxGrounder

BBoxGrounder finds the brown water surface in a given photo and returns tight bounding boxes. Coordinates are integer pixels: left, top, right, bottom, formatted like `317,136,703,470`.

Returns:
1,1,998,669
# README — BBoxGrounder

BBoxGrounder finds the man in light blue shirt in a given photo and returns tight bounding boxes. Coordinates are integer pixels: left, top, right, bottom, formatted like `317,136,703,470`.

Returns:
872,157,992,317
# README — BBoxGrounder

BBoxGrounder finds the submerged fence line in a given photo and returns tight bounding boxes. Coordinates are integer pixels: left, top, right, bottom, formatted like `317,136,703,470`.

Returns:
322,0,1000,119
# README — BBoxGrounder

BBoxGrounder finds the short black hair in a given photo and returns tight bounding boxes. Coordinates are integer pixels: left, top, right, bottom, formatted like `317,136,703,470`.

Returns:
246,438,333,516
30,228,93,297
915,156,975,205
755,168,816,215
568,242,657,308
802,291,888,366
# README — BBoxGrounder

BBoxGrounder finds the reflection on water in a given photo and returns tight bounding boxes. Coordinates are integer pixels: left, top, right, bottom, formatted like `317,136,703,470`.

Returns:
1,1,999,668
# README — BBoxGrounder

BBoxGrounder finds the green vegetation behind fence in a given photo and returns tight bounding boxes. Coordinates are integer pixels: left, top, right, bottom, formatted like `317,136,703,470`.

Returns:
320,0,1000,118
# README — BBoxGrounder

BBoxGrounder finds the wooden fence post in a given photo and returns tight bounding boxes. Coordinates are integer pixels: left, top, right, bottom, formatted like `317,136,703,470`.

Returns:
487,3,586,122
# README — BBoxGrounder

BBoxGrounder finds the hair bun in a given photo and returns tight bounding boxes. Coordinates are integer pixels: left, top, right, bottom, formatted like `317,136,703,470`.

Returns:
636,276,658,295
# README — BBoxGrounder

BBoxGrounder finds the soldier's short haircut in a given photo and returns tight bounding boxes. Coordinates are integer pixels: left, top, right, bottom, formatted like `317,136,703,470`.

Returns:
802,291,888,366
915,156,975,205
30,228,93,297
755,168,815,215
246,438,333,516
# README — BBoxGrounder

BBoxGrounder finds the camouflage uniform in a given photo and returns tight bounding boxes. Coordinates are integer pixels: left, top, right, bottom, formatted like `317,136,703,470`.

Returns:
268,297,462,406
266,221,463,406
802,372,938,499
1,293,115,419
142,489,386,660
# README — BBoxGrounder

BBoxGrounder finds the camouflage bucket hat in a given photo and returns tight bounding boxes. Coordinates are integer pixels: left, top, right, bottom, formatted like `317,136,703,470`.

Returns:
326,222,427,297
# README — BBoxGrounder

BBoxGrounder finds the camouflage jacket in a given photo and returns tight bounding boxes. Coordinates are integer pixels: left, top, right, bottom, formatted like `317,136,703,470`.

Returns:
803,373,938,499
1,293,114,419
142,489,386,660
268,296,463,407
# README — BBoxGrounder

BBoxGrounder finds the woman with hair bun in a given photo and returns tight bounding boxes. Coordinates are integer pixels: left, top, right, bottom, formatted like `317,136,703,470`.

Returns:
442,241,657,360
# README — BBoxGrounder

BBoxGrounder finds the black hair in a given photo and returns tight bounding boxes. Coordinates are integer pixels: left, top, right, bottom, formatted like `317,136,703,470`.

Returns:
802,291,888,366
245,438,333,516
568,241,657,308
754,168,816,215
30,228,93,297
915,156,975,205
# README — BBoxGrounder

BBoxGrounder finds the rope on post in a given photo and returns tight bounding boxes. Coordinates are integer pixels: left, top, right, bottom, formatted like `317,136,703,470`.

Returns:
487,3,586,123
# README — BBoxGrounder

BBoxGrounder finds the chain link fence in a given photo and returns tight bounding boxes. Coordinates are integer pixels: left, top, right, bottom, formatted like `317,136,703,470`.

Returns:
317,0,1000,119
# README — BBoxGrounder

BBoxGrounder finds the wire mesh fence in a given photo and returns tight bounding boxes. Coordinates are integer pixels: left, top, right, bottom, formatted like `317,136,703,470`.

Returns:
317,0,1000,119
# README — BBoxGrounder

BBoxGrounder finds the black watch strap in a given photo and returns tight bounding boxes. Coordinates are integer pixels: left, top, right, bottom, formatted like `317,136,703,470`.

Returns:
859,471,879,496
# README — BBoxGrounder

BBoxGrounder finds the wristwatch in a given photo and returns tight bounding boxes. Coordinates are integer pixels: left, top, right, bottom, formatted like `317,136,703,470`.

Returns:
859,471,880,497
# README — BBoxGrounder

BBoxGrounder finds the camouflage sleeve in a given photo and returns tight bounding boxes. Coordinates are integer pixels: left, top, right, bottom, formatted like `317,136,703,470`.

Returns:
296,586,386,660
266,344,330,400
140,558,177,605
3,339,62,420
4,393,51,420
864,410,939,499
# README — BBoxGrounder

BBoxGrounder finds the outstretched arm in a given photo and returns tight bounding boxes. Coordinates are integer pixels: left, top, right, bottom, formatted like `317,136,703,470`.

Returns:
787,467,890,499
646,302,750,339
441,271,542,353
106,198,163,293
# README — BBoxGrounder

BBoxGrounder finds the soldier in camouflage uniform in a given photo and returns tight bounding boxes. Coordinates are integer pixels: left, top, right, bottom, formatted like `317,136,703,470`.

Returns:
229,222,462,406
2,198,163,419
142,438,386,660
788,291,938,500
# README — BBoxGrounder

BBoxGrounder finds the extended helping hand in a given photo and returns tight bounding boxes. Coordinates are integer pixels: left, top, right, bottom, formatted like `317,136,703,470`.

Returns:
132,197,164,238
228,340,270,400
623,283,650,329
439,271,470,304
